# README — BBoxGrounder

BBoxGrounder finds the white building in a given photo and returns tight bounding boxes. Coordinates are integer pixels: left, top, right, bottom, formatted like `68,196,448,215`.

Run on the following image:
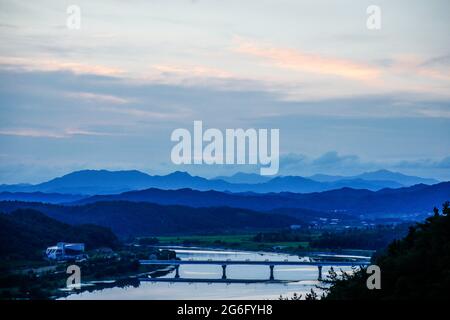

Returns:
45,242,86,261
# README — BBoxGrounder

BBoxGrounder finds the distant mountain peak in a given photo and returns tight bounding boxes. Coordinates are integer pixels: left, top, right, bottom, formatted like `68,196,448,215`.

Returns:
168,171,192,177
61,169,150,177
361,169,403,177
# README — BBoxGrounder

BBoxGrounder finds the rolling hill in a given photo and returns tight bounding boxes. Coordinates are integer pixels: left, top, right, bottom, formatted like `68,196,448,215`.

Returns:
0,209,118,259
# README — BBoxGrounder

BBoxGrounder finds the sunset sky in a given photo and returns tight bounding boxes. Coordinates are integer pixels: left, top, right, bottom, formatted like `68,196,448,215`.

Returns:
0,0,449,183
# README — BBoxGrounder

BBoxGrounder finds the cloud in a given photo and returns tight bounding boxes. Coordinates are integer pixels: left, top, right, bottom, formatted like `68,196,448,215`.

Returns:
0,128,116,139
234,38,381,81
389,54,450,82
279,153,308,169
152,64,234,79
65,92,131,105
0,56,123,77
312,151,359,167
0,67,449,182
230,39,450,100
279,152,372,175
393,157,450,170
419,54,450,68
99,105,190,120
0,129,66,139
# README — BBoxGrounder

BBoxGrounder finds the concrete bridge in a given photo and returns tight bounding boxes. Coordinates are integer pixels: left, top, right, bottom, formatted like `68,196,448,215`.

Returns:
139,259,370,281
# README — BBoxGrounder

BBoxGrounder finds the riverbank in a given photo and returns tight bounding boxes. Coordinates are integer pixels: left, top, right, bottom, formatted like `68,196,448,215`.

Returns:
152,233,375,258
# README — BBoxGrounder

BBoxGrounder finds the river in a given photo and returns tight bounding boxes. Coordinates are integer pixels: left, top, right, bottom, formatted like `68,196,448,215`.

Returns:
64,247,370,300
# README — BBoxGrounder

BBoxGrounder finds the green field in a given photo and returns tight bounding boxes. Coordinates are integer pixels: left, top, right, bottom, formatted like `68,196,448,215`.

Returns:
155,234,311,252
151,232,376,257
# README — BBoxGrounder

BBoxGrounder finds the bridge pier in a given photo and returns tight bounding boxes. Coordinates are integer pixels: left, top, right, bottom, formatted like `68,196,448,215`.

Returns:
175,265,180,278
269,265,275,281
318,265,323,281
222,265,227,279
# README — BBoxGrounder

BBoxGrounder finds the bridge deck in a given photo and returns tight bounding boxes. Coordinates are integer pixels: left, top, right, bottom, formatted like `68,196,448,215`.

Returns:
139,259,369,266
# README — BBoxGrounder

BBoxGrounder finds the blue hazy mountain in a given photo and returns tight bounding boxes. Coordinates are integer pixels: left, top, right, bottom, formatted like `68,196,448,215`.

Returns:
0,183,33,193
356,169,439,185
307,174,345,182
0,169,440,195
35,169,155,194
0,191,86,204
309,169,438,186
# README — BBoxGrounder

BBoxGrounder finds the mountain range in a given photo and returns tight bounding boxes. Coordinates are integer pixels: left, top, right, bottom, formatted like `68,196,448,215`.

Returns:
220,170,438,186
0,169,447,238
70,182,450,216
1,181,448,238
0,169,440,195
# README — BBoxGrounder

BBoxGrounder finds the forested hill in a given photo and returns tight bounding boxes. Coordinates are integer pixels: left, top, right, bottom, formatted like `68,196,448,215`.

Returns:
0,201,300,238
324,202,450,300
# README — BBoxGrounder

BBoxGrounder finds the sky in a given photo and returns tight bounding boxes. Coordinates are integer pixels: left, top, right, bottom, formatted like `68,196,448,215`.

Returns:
0,0,449,183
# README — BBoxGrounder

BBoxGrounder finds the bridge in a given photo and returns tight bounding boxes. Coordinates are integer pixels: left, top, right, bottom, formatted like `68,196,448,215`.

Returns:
139,259,370,282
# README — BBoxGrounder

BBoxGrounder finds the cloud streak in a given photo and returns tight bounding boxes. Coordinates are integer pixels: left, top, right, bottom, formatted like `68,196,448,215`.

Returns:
234,38,381,81
65,92,131,105
0,128,116,139
0,56,123,77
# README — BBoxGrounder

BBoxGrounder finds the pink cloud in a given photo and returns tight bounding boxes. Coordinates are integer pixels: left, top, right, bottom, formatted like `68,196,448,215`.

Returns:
234,39,381,81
